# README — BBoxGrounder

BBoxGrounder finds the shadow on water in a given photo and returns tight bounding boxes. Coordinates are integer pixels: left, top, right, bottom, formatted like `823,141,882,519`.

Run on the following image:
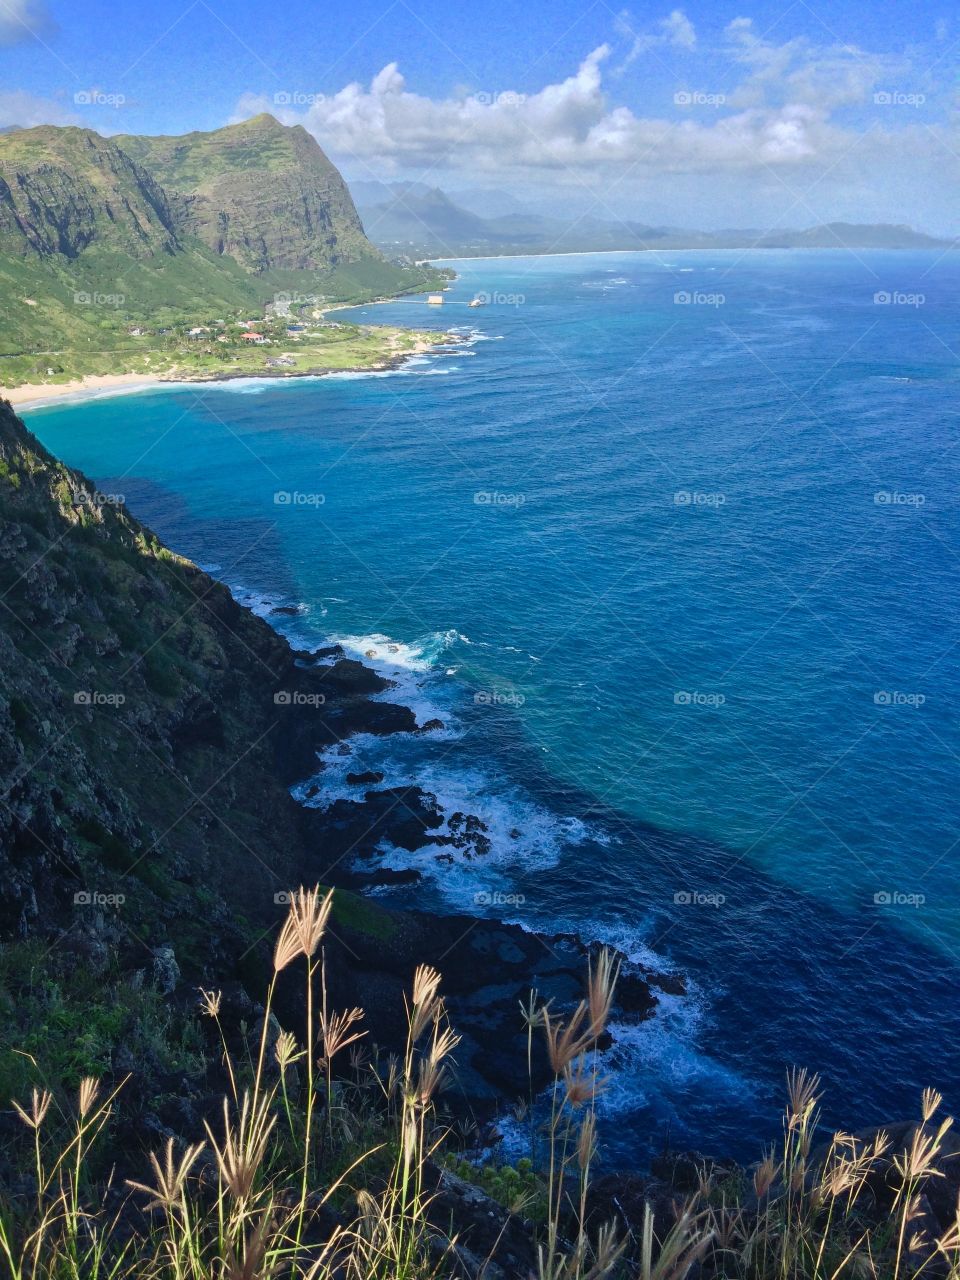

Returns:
98,472,960,1168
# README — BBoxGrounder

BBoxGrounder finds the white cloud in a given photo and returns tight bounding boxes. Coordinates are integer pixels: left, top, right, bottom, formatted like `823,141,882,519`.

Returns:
0,90,78,129
232,15,958,231
239,42,917,178
614,8,696,72
0,0,53,47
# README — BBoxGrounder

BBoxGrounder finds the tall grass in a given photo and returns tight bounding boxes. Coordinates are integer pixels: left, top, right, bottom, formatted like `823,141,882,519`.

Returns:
1,886,957,1280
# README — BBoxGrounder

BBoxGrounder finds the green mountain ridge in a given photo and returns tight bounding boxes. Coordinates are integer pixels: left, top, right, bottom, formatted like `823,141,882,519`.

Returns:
115,114,373,272
0,116,445,376
0,125,179,261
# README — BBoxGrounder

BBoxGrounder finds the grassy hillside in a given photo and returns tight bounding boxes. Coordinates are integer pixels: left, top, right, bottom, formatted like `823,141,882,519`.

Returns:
0,119,449,386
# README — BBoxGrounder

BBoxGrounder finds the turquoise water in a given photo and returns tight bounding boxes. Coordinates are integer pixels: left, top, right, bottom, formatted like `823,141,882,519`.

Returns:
26,250,960,1161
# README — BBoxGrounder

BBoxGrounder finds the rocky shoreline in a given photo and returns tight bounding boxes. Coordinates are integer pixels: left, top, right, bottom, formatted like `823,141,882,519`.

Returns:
263,634,686,1120
0,392,680,1158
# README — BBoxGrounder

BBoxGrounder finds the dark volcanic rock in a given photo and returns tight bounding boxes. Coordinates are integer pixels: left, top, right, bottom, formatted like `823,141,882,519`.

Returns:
345,769,385,786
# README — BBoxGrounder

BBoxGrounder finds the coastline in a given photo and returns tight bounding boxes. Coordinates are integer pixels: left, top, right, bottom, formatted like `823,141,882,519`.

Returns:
4,334,449,411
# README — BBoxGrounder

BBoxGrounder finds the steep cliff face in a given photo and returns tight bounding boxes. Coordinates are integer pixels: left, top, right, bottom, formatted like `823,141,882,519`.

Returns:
116,115,376,272
0,127,178,260
0,399,308,952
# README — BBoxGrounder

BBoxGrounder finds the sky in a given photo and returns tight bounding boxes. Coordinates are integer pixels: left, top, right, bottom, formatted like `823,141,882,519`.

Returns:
1,0,958,234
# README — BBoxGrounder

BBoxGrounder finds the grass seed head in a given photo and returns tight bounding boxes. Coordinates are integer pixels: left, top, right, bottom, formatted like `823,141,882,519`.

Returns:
12,1087,52,1131
77,1075,100,1119
126,1137,205,1211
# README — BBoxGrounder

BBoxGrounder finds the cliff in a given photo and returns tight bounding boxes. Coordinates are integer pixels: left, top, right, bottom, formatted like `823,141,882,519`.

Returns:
116,114,375,272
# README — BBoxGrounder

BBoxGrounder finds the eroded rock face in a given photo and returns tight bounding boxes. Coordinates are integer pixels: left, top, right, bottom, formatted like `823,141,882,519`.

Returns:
115,115,376,273
0,130,178,261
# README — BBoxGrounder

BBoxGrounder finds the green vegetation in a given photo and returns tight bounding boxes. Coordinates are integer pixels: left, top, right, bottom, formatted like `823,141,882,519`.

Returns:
0,309,450,389
0,941,203,1104
0,116,451,388
441,1153,548,1220
2,894,958,1280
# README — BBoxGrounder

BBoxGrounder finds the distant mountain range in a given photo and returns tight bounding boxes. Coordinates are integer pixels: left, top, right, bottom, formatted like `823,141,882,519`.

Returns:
0,116,441,354
351,182,955,258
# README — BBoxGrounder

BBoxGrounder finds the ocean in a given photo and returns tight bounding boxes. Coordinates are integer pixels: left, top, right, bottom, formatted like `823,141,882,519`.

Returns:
25,248,960,1164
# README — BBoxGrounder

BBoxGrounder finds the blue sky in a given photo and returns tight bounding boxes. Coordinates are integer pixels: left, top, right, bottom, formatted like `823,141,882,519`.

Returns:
2,0,959,232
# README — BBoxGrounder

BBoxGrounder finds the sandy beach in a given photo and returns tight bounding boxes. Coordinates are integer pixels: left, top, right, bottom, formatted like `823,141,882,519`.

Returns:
2,334,453,412
3,372,168,411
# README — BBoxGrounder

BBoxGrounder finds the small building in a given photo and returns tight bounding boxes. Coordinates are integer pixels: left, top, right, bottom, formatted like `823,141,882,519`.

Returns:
427,294,445,305
128,326,147,336
188,326,208,337
241,332,267,344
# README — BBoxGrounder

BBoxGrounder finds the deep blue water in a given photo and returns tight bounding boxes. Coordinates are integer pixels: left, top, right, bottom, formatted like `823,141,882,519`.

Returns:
25,250,960,1165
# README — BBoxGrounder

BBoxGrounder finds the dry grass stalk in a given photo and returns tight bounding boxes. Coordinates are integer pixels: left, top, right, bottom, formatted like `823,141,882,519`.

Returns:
205,1092,276,1202
126,1137,205,1212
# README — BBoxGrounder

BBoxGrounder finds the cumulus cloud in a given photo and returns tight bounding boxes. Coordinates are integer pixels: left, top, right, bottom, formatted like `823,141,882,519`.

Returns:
0,0,54,47
239,40,914,177
231,13,957,229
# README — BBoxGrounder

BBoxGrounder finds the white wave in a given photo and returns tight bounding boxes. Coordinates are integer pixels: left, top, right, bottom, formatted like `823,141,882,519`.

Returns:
328,628,463,725
373,762,592,894
330,628,457,674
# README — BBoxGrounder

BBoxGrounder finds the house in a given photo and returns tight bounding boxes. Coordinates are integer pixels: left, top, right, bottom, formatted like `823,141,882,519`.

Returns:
128,326,147,336
241,333,267,344
188,326,208,338
427,295,445,305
